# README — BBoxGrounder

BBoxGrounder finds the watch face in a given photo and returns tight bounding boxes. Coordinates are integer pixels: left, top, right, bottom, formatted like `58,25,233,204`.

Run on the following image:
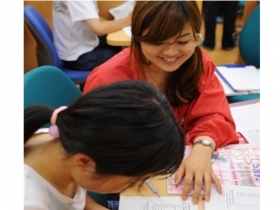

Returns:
202,140,211,145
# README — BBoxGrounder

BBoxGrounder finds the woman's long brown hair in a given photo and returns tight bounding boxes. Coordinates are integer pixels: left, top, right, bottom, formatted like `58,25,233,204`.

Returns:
131,1,204,107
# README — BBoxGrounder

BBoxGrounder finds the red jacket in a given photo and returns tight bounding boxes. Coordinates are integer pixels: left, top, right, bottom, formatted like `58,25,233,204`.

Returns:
84,47,238,148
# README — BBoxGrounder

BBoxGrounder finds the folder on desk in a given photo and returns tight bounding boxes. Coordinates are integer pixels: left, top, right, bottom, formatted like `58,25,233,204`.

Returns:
216,66,260,92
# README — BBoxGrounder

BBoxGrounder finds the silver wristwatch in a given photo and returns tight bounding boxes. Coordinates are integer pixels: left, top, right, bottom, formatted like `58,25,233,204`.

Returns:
192,139,214,152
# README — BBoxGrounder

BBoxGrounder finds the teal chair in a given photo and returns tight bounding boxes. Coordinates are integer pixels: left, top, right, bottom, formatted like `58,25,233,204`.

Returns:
24,65,118,207
238,5,260,69
221,5,260,103
24,65,81,109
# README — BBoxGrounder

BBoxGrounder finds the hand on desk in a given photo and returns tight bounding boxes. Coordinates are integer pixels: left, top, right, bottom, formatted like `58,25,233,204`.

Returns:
174,139,223,204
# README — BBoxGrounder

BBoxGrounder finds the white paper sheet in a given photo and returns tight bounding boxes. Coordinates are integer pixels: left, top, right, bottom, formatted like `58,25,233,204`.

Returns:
122,26,132,38
109,0,135,38
230,103,260,144
239,130,260,145
119,196,197,210
205,185,260,210
216,66,260,91
34,128,49,134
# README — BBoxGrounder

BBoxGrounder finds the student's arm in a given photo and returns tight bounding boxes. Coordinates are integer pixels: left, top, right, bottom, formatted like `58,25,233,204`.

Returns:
84,194,109,210
85,12,131,37
67,1,131,37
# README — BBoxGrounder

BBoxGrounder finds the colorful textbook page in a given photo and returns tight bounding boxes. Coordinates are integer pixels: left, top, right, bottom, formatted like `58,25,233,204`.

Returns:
167,144,260,194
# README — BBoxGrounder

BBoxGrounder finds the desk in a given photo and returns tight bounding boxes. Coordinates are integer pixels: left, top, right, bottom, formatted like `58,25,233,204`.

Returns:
28,100,259,209
120,175,204,210
119,99,259,210
107,29,131,46
229,98,259,108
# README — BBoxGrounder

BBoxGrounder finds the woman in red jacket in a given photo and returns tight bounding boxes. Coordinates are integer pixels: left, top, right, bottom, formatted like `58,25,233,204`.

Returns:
84,1,238,204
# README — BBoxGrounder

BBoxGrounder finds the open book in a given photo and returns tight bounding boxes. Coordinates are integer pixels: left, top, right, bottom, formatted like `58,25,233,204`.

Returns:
167,101,260,195
167,144,260,195
119,143,260,210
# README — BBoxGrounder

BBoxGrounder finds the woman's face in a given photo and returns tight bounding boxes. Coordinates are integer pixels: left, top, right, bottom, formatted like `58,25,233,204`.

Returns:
140,22,197,73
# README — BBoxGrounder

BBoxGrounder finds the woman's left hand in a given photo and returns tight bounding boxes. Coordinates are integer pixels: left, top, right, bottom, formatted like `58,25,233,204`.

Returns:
174,142,222,204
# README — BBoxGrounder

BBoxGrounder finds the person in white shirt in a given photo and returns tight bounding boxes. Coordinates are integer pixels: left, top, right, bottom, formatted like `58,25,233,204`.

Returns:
52,1,131,70
24,81,185,210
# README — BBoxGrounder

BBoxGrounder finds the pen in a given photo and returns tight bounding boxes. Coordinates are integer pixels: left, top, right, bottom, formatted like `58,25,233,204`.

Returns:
145,179,160,198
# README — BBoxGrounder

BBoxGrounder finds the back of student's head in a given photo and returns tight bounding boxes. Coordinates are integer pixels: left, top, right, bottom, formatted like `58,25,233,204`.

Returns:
24,80,185,177
131,1,204,107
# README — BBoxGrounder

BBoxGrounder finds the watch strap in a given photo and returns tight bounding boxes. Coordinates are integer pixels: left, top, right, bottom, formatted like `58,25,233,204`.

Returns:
192,139,215,152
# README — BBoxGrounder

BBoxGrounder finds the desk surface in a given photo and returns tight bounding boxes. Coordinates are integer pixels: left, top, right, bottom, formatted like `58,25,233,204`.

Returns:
121,176,204,210
229,98,259,107
120,98,259,210
107,29,131,46
27,99,259,210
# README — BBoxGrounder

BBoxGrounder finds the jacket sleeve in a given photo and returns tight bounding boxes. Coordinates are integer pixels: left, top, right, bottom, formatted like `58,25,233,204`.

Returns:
83,69,111,95
185,60,238,148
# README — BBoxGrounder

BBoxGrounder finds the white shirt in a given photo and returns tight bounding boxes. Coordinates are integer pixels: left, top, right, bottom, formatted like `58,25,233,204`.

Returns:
52,1,100,61
24,164,86,210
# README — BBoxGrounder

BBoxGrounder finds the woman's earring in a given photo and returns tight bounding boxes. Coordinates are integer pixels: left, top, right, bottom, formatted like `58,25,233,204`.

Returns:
195,34,203,46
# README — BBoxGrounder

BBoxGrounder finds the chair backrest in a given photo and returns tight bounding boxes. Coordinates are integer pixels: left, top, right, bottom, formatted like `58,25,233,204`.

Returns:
24,65,81,109
239,5,260,68
24,5,63,68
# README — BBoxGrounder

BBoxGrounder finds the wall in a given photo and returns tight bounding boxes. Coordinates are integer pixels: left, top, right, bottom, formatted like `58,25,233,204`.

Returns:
24,1,52,73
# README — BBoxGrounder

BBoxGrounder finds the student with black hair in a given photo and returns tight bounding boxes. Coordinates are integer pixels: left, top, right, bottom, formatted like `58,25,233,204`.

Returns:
24,80,185,210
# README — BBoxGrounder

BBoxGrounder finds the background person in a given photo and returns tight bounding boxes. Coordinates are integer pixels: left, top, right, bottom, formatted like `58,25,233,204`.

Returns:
201,1,239,50
52,1,131,70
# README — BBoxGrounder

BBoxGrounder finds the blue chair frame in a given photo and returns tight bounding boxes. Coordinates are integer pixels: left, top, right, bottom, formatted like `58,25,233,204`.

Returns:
24,5,91,85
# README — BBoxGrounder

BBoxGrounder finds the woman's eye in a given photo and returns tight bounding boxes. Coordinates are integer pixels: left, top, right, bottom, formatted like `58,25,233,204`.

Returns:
178,41,189,44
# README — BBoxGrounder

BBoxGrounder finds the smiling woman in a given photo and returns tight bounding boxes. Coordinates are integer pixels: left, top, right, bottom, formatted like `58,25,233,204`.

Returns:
139,22,201,91
83,1,239,205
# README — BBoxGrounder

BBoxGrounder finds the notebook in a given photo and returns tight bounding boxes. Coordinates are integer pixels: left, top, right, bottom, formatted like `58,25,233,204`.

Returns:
216,66,260,92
